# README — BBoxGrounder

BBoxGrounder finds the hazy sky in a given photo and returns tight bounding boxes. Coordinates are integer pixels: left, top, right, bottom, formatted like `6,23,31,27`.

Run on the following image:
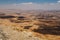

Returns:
0,0,58,4
0,0,60,10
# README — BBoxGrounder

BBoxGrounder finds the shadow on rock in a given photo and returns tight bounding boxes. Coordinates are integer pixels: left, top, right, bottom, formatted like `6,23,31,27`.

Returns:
33,25,60,35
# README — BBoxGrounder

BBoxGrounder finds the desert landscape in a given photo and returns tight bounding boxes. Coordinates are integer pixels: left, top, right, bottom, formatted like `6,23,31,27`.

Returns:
0,10,60,40
0,0,60,40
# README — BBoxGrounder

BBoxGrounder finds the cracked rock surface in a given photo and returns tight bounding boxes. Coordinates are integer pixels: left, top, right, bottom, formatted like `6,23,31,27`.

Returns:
0,25,41,40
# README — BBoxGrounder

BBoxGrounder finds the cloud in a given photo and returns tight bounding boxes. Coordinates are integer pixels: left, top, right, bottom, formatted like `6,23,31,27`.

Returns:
21,2,33,5
0,2,60,10
57,0,60,3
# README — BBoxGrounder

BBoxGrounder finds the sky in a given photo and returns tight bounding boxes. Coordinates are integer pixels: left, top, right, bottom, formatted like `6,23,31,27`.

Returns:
0,0,58,4
0,0,60,10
